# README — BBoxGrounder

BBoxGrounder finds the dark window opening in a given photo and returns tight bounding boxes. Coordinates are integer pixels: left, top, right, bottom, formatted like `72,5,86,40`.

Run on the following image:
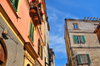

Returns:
73,24,78,29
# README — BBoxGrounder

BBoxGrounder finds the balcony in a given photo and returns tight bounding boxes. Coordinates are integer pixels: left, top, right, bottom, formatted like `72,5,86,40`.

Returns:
30,1,43,27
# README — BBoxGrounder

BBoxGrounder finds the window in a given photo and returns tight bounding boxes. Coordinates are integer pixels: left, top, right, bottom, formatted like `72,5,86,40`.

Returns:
38,39,41,55
69,58,72,66
77,54,91,64
0,44,4,65
45,57,46,66
10,0,19,12
29,22,34,43
38,38,43,59
41,45,43,59
94,24,98,29
73,24,78,29
67,40,69,48
27,64,30,66
73,35,86,43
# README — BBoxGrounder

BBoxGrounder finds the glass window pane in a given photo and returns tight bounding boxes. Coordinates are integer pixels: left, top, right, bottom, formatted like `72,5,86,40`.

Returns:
73,24,78,29
94,25,98,28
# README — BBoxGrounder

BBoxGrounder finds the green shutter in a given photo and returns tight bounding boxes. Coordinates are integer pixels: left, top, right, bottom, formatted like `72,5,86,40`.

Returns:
73,35,77,43
10,0,14,3
15,0,19,11
38,39,40,55
29,22,34,42
86,54,91,64
77,54,82,64
31,24,34,42
32,25,34,42
81,35,86,43
29,22,32,40
40,3,42,11
10,0,18,12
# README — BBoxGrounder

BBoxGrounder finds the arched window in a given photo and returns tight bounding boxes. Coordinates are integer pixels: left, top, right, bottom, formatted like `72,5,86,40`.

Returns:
0,39,7,66
27,64,30,66
0,43,4,65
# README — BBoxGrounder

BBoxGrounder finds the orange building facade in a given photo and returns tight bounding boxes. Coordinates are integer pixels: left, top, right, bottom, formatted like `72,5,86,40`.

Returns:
0,0,49,66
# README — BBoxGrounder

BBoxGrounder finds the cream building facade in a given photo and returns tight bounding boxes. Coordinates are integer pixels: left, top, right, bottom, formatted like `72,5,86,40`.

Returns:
64,19,100,66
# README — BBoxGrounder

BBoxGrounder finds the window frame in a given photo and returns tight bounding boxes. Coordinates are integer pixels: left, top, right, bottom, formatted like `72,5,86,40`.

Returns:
38,38,43,60
73,35,86,44
94,24,98,29
10,0,19,12
80,54,87,64
7,0,20,18
28,20,34,46
76,35,82,43
77,54,91,65
73,23,79,30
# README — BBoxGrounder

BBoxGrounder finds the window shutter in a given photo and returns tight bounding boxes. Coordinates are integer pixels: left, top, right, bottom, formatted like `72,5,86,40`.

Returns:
86,54,91,64
45,57,46,66
41,46,43,59
15,0,19,10
81,35,86,43
29,22,34,42
10,0,18,12
73,35,77,43
38,39,40,55
29,22,32,39
41,3,42,11
29,22,32,41
67,40,69,48
10,0,14,3
77,54,82,64
32,24,34,42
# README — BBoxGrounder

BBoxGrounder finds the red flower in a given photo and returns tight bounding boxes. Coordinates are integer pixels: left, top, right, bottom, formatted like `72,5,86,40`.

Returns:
32,0,35,2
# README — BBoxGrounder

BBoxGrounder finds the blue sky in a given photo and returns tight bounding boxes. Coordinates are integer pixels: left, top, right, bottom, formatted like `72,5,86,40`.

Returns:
45,0,100,66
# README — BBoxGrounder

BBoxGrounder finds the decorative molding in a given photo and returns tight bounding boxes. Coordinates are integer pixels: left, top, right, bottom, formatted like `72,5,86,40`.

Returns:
24,51,35,65
24,42,38,59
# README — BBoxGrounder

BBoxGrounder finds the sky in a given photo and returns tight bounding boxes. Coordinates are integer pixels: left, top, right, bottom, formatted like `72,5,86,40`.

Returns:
45,0,100,66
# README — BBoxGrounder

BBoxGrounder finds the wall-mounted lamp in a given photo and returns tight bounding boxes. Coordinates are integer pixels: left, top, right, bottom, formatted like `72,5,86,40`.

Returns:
2,29,8,39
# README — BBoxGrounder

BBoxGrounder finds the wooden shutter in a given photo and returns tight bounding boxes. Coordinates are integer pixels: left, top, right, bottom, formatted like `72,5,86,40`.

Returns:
73,35,77,43
70,58,72,66
67,40,69,48
15,0,19,10
38,39,40,55
86,54,91,64
77,54,82,64
41,46,43,59
10,0,18,12
29,22,34,42
29,22,32,41
10,0,14,3
81,35,86,43
31,24,33,42
45,57,46,66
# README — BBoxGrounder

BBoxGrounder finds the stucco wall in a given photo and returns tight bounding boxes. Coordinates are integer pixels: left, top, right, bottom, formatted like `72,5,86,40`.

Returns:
65,19,100,66
0,15,24,66
67,20,99,33
72,48,100,66
69,33,100,47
